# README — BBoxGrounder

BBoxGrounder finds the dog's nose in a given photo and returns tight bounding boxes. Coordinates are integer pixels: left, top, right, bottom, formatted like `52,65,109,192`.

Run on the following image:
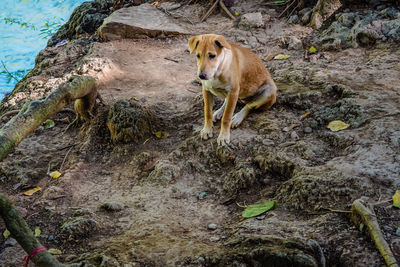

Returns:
199,73,208,80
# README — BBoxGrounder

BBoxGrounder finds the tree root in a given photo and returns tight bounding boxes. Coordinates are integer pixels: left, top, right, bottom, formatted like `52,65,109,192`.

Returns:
351,198,399,267
201,0,235,22
0,76,97,161
0,193,65,266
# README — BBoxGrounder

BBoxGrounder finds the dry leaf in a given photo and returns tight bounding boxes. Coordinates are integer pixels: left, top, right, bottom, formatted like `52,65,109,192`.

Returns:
24,186,41,196
49,171,62,179
327,120,350,131
3,229,10,238
393,190,400,208
48,248,62,255
34,227,41,237
300,112,311,120
274,54,291,60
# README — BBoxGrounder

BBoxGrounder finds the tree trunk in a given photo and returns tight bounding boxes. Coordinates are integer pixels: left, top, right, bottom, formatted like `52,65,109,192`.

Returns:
0,193,65,266
0,76,96,161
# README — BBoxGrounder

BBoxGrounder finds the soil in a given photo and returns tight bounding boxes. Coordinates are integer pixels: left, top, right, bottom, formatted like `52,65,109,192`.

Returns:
1,1,400,266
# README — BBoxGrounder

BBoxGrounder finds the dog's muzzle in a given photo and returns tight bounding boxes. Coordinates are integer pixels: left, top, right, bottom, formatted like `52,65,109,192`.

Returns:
199,73,208,80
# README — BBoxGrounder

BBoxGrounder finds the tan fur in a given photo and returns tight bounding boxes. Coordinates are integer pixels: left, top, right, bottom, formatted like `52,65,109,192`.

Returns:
188,34,277,145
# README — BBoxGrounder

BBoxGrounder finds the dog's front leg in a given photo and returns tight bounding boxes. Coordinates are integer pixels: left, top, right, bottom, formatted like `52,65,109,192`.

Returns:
218,89,239,145
200,86,214,140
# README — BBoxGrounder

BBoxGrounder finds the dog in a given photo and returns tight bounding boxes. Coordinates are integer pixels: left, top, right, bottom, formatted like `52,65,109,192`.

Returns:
188,34,277,145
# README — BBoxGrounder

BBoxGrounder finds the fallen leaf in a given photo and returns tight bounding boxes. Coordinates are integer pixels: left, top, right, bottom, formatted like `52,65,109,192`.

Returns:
300,111,311,120
242,201,277,218
234,11,239,16
3,229,10,238
49,171,62,179
34,227,41,237
43,119,55,129
155,131,170,139
23,186,41,196
327,120,350,131
274,54,291,60
309,46,317,54
393,190,400,208
48,248,62,255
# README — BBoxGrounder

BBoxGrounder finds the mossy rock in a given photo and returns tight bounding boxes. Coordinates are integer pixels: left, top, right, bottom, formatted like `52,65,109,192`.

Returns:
106,99,152,143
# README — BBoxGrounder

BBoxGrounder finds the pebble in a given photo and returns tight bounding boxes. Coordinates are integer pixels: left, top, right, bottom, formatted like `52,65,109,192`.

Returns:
395,227,400,237
48,235,55,241
256,215,266,220
282,127,290,132
262,139,274,146
198,192,208,200
208,223,217,230
291,131,300,140
4,238,17,246
304,127,312,134
210,236,220,242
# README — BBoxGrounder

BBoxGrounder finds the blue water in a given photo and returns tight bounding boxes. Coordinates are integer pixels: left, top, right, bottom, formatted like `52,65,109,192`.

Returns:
0,0,88,101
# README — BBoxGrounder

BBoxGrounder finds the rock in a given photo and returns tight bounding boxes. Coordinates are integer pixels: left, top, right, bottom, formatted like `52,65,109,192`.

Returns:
380,7,399,19
100,202,124,212
48,235,55,241
304,127,312,134
287,36,303,50
336,13,357,27
107,99,152,143
238,12,264,30
291,131,299,141
4,238,17,247
208,223,217,230
256,215,266,220
210,236,220,242
148,159,181,184
283,127,290,132
262,139,274,146
299,8,312,25
396,227,400,237
382,19,400,41
61,218,99,237
98,3,190,40
288,15,300,24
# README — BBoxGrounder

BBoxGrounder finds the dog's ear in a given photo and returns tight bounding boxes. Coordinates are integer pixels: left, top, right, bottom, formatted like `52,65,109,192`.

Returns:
214,35,231,50
188,35,202,54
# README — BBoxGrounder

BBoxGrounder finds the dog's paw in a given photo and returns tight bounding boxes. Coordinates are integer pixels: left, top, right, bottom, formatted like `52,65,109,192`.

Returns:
217,132,230,146
231,112,245,128
200,126,213,140
213,109,224,122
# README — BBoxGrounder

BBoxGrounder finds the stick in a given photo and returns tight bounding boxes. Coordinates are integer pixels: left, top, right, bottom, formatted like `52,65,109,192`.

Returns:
60,146,73,172
219,0,236,20
201,0,219,22
351,199,399,267
0,110,20,121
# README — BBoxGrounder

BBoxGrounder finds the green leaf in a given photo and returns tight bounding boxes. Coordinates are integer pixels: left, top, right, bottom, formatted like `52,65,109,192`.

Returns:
393,190,400,208
309,46,317,54
3,229,10,238
242,201,277,218
34,227,41,237
44,119,55,129
274,54,291,60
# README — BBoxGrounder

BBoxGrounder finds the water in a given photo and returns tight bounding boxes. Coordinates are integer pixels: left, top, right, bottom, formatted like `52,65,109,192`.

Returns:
0,0,88,101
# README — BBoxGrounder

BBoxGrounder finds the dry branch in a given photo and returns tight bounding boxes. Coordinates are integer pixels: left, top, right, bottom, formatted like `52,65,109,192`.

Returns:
351,198,399,267
0,193,65,266
0,76,96,161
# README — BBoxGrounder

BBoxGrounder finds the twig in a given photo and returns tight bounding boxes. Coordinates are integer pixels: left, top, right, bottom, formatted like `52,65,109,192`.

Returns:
164,57,180,63
0,60,19,82
219,0,236,20
60,146,73,172
278,0,297,18
186,88,198,94
321,207,351,213
351,199,399,267
201,0,219,22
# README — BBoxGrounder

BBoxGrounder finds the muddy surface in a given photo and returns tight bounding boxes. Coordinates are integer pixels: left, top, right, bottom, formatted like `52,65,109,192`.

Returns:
1,1,400,266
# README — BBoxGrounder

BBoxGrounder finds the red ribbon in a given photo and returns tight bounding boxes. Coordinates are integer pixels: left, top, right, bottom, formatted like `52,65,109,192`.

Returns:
22,246,47,267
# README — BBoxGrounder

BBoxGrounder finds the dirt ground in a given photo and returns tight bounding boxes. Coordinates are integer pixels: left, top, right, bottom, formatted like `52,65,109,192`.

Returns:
1,1,400,266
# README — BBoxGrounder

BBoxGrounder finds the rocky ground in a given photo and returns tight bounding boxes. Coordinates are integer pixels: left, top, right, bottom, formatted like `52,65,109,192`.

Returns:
0,0,400,266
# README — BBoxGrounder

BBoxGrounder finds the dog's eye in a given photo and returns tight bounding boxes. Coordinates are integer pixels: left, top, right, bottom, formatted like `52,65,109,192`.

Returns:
209,54,216,59
196,54,200,59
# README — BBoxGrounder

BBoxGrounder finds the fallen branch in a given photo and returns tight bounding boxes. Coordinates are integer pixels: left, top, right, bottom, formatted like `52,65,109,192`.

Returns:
0,76,96,161
201,0,235,22
0,109,20,122
351,198,399,267
0,193,65,266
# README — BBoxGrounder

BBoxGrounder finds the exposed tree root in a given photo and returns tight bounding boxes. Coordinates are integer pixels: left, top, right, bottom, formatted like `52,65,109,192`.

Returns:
0,76,96,161
351,198,399,267
201,0,235,22
0,193,65,266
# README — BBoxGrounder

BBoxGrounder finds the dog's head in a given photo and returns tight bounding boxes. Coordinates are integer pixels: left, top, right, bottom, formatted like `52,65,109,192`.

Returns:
188,34,231,81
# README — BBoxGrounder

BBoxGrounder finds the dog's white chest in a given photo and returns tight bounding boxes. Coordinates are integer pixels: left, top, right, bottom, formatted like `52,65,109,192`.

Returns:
202,79,231,98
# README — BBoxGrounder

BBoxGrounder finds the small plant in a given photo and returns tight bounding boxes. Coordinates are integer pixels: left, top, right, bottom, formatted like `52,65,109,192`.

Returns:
0,16,36,30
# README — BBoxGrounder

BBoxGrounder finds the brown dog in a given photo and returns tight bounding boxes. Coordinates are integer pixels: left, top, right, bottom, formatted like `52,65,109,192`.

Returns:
188,34,277,145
